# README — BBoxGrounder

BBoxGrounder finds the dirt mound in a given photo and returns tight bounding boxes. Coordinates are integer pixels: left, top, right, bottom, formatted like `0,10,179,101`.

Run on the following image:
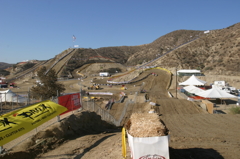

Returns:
1,111,116,159
126,113,168,137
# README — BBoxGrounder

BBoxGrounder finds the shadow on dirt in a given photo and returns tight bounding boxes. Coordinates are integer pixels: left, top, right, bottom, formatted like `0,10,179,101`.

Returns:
0,111,120,159
24,134,116,159
73,134,115,159
169,147,224,159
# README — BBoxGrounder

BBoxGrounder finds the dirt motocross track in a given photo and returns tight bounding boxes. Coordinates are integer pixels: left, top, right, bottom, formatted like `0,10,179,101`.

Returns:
2,69,240,159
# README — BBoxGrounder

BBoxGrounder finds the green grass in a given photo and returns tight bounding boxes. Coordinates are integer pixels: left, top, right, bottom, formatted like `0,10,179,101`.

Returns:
229,106,240,114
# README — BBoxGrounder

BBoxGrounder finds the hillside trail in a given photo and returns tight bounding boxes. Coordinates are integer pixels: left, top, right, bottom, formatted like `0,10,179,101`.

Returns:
3,68,240,159
108,35,184,81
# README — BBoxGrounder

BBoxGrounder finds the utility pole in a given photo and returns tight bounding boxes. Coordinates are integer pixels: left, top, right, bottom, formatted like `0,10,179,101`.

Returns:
176,67,178,98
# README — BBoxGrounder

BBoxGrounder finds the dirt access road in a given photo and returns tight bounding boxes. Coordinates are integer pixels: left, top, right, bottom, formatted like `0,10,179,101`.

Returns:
3,69,240,159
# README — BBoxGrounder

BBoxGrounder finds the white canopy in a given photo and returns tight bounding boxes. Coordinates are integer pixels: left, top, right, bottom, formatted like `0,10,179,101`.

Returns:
183,85,205,94
179,75,206,86
195,85,237,98
0,89,27,103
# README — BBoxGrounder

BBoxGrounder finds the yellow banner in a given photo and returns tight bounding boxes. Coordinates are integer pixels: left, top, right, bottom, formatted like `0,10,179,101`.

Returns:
0,100,67,146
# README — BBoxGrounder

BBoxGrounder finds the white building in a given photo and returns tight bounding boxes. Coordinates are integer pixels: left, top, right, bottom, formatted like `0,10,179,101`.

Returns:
177,69,203,76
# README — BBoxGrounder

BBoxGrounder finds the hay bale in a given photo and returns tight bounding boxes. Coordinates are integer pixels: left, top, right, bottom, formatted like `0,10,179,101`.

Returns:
125,113,168,137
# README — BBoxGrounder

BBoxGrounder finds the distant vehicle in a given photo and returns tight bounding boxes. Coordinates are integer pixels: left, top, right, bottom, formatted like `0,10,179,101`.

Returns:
222,87,237,94
228,87,237,94
9,82,16,88
99,72,110,77
230,90,239,96
222,88,231,93
237,89,240,96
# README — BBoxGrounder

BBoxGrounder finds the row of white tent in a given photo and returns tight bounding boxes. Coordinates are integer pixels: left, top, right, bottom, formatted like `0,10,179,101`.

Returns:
180,75,237,99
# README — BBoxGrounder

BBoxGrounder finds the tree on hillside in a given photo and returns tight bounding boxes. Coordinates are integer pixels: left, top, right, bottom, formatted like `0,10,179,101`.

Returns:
31,66,65,99
0,69,10,76
22,62,36,71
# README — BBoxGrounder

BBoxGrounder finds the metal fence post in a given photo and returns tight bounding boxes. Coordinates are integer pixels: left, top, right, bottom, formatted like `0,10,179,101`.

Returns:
27,88,30,105
0,146,4,154
5,92,6,106
87,100,89,111
57,115,60,122
11,95,13,110
0,97,2,112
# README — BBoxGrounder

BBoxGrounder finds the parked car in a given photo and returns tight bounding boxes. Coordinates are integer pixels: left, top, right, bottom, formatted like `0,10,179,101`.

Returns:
237,89,240,96
230,90,239,96
222,88,231,93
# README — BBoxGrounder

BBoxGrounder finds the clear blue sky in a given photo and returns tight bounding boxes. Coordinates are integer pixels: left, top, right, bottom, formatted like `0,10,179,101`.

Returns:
0,0,239,64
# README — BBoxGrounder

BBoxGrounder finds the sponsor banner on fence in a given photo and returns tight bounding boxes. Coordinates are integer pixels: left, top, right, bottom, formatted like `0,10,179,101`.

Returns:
0,100,67,146
58,93,81,115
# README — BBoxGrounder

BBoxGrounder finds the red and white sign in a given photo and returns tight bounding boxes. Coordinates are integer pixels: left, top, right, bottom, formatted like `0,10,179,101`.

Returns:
127,133,169,159
58,93,81,115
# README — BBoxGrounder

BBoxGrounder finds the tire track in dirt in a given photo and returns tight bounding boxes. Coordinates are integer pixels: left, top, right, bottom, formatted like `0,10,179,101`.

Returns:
113,68,240,158
158,111,240,159
109,103,125,121
58,67,240,158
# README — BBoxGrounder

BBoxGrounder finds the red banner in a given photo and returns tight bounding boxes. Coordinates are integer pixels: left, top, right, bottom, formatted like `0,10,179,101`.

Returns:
58,93,81,115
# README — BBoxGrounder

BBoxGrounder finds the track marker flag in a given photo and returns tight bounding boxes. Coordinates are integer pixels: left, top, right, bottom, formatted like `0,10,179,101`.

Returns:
0,100,67,146
72,35,76,42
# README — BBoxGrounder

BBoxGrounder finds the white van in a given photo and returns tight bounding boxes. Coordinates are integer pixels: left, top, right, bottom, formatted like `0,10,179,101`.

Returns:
99,72,110,77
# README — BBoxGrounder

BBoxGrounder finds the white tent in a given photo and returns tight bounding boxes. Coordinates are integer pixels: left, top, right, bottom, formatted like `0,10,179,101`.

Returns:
179,75,206,86
0,89,27,103
183,85,205,94
195,85,237,99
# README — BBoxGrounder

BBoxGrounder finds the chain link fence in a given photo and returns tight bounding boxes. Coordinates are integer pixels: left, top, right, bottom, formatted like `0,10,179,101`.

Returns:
83,99,118,126
2,89,133,151
0,91,49,116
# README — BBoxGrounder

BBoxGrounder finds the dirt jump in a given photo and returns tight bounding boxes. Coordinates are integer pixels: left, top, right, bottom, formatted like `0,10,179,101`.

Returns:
1,68,240,159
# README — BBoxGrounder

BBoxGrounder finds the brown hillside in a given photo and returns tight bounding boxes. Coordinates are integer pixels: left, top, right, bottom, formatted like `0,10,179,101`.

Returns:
152,23,240,76
0,62,13,70
126,30,203,66
63,30,205,77
4,22,240,80
64,46,141,76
